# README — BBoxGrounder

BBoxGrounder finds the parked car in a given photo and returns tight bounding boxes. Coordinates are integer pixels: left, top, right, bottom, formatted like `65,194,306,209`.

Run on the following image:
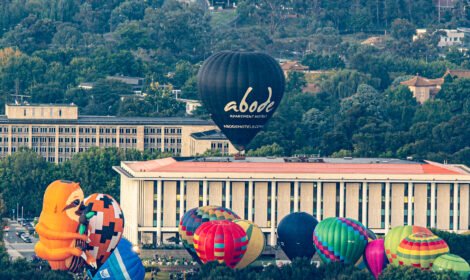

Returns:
21,234,31,243
3,226,10,232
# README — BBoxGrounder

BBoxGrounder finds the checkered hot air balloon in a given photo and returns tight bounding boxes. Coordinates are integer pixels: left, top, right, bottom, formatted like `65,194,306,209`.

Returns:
193,220,248,268
178,206,240,263
384,225,431,266
313,217,369,264
397,233,449,270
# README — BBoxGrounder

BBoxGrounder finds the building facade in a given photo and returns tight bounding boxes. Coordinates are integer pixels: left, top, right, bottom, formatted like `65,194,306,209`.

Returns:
114,157,470,246
0,104,234,163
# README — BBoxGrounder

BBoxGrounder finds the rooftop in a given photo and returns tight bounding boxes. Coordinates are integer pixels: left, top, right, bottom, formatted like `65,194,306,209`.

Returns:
120,157,470,176
191,129,227,140
400,75,444,87
0,115,214,126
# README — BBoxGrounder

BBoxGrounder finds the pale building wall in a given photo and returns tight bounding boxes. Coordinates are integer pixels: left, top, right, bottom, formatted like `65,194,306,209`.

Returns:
460,184,469,230
6,104,78,120
209,181,223,206
368,183,382,229
142,181,154,227
346,183,360,220
120,176,139,244
254,182,268,227
180,125,224,156
277,182,291,225
231,182,245,219
186,181,200,210
391,183,405,227
163,181,177,227
300,182,314,215
413,183,428,227
437,183,451,230
323,183,337,218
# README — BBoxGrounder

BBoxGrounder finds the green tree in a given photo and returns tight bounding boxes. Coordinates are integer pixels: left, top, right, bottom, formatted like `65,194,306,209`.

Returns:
390,18,416,40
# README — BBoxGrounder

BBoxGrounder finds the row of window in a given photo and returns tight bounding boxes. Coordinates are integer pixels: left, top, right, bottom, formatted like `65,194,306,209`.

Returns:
0,126,184,135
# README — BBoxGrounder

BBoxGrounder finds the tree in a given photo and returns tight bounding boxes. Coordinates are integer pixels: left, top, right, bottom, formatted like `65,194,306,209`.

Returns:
0,149,58,217
285,71,306,94
246,143,285,156
390,19,416,40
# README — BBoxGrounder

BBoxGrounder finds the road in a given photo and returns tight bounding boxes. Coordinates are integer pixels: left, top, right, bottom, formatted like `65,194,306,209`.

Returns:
3,219,37,260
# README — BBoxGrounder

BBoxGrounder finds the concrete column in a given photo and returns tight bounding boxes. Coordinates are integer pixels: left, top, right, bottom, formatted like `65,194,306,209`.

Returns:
316,181,322,220
362,181,367,226
248,181,254,221
28,125,32,149
156,180,162,244
339,181,345,217
179,180,185,218
115,126,120,148
460,184,469,231
54,125,59,164
160,126,165,152
270,181,277,246
385,181,390,233
431,182,436,228
408,182,413,225
225,180,231,209
7,125,11,155
294,181,299,212
453,183,459,231
202,180,208,206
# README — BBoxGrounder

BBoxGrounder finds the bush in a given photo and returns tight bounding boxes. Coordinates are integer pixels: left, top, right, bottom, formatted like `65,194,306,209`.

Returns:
379,265,462,280
431,229,470,263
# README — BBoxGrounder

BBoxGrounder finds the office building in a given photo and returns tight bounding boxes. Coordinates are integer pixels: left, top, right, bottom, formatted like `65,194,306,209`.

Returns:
0,104,235,163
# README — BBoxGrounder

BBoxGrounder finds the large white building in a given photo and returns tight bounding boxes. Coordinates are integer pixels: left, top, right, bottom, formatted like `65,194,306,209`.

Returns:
114,157,470,246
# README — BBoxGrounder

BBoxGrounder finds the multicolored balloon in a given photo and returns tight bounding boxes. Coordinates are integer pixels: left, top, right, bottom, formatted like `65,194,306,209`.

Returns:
179,206,240,262
79,193,125,273
194,220,248,268
355,228,377,270
313,217,368,264
277,212,318,261
432,253,470,279
384,225,431,266
397,233,449,270
233,219,265,269
364,239,388,279
91,238,145,280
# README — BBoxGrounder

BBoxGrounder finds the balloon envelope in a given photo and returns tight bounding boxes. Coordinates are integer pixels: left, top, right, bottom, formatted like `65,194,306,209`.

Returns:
194,220,248,268
92,238,145,280
384,225,431,266
178,206,240,262
85,194,125,270
364,239,388,279
355,228,377,270
198,51,285,151
432,253,470,279
313,217,368,264
233,220,265,269
277,212,318,261
397,233,449,270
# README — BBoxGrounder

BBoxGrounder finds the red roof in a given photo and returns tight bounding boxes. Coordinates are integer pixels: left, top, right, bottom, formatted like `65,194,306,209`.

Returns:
125,158,466,175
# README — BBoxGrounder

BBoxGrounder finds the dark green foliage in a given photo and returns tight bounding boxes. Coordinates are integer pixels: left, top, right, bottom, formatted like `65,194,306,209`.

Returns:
431,229,470,264
379,265,463,280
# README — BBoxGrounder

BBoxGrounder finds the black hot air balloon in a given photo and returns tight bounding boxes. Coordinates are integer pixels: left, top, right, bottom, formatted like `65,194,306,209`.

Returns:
198,51,285,151
277,212,318,261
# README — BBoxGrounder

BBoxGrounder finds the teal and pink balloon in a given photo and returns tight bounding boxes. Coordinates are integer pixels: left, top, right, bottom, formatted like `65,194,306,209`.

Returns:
432,253,470,279
313,217,369,264
364,239,389,279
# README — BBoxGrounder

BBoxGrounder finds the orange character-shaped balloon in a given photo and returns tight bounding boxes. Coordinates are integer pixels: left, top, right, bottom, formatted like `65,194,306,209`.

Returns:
34,180,89,270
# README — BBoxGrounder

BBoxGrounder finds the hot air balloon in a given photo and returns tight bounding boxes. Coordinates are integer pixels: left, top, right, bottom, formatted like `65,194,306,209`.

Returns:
233,219,265,269
35,180,89,271
364,239,388,279
277,212,318,261
432,253,470,279
193,220,248,268
70,193,125,273
384,225,431,266
397,233,449,270
198,51,285,151
179,206,240,263
355,228,377,270
313,217,369,264
90,238,145,280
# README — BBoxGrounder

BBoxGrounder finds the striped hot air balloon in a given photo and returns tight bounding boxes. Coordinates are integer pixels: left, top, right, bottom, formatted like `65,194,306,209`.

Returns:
432,253,470,278
355,228,377,270
194,220,248,268
384,225,431,266
313,217,369,264
178,206,240,263
233,220,265,269
397,233,449,270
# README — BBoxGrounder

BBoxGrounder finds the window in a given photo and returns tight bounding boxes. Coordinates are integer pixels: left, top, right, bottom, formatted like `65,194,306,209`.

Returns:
24,110,26,116
59,110,62,117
